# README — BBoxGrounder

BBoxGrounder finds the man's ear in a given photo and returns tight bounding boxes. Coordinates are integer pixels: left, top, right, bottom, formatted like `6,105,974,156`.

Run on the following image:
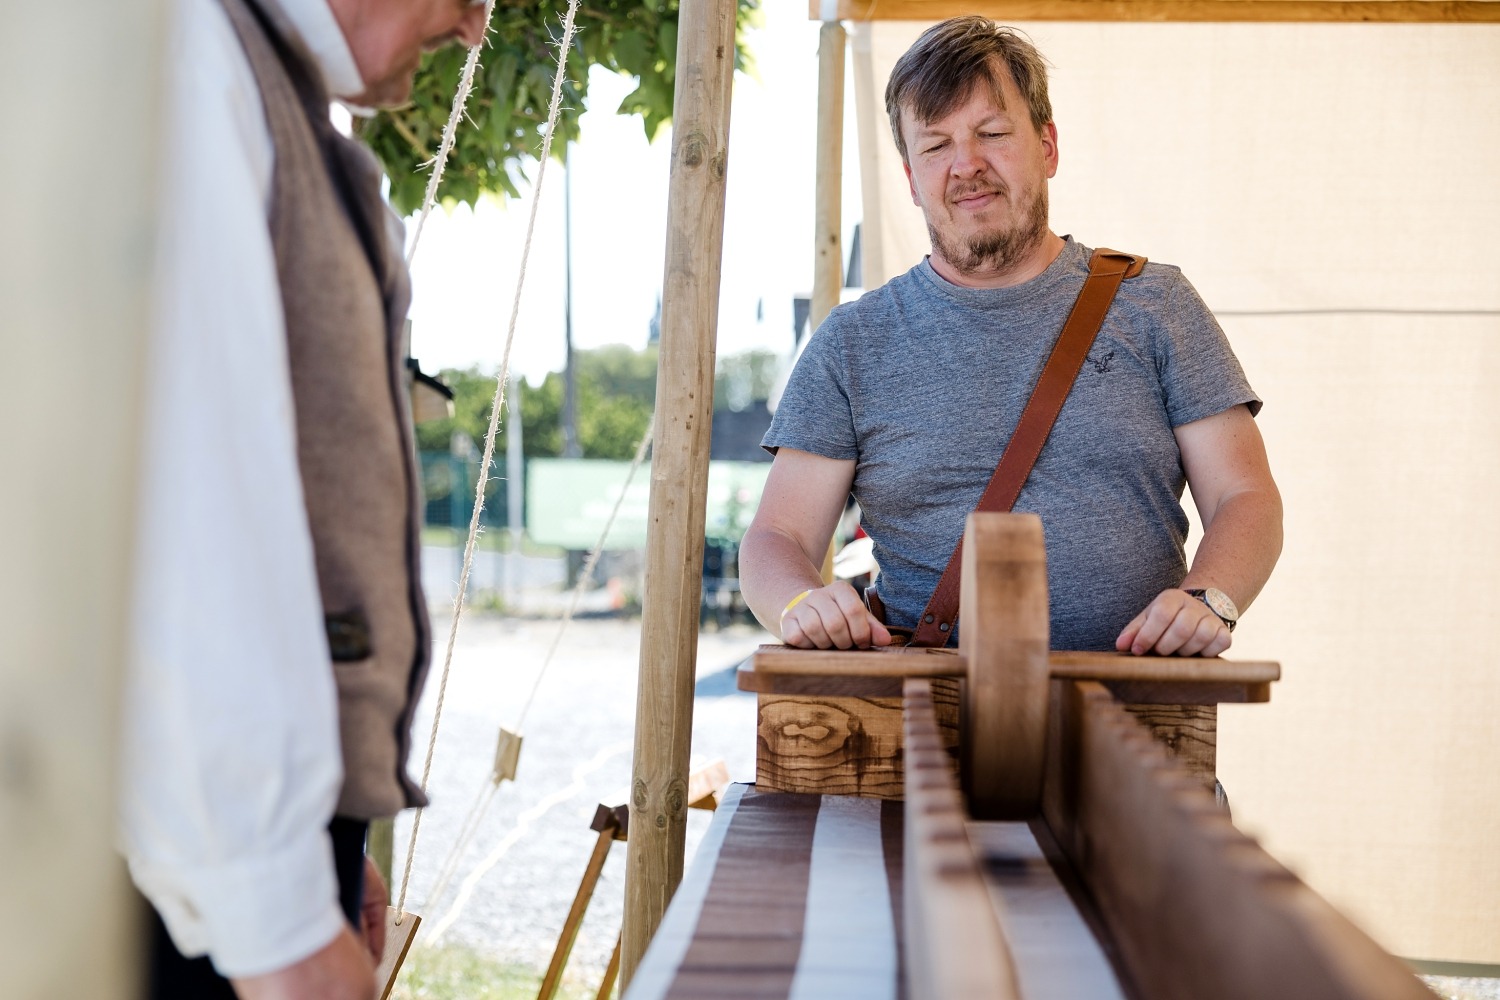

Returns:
904,160,920,206
1042,121,1059,179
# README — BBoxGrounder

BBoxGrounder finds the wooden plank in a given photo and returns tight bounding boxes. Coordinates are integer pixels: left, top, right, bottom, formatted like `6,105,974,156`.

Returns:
621,0,738,984
739,666,907,697
902,678,1022,1000
755,679,959,797
1041,680,1436,1000
817,0,1500,22
1104,678,1271,705
747,644,1277,686
966,821,1127,1000
1048,651,1280,684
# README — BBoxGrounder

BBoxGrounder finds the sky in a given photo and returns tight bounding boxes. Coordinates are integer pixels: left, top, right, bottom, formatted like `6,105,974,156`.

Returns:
399,0,860,385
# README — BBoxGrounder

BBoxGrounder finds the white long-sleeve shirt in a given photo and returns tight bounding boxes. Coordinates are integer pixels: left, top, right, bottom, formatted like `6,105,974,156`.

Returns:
121,0,376,977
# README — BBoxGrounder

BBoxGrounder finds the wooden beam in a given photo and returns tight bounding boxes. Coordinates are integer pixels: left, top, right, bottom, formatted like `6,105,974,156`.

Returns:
903,678,1022,1000
815,0,1500,22
0,5,165,997
1041,680,1435,1000
621,0,738,986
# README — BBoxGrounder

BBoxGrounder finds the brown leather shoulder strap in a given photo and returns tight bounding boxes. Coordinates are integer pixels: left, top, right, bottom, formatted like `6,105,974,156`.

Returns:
908,248,1146,647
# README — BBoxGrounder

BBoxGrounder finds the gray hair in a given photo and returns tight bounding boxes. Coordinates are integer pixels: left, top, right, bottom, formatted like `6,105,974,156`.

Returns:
884,17,1052,162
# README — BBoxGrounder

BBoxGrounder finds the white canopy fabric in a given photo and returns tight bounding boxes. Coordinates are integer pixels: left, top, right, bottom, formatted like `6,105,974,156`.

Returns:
849,20,1500,964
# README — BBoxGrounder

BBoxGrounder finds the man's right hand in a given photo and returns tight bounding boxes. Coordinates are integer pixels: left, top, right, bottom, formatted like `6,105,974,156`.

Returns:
778,581,893,649
230,926,374,1000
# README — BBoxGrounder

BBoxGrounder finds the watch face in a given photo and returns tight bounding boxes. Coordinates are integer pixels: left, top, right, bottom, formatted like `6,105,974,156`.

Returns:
1202,587,1238,623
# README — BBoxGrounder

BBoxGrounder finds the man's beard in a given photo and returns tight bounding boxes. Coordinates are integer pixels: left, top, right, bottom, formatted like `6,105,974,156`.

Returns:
929,184,1049,278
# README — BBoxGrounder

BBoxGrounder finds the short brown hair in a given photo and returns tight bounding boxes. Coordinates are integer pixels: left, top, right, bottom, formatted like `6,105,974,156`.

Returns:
884,17,1052,162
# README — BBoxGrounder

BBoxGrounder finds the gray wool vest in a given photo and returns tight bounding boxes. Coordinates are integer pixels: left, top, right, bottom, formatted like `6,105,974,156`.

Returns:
220,0,431,819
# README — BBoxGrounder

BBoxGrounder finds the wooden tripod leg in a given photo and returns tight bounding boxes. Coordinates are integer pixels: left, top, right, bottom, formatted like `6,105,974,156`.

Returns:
596,933,623,1000
538,805,626,1000
960,512,1050,819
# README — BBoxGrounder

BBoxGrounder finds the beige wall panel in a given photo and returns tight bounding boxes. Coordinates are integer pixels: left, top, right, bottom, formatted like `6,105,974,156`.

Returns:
1219,313,1500,964
0,4,165,996
851,20,1500,962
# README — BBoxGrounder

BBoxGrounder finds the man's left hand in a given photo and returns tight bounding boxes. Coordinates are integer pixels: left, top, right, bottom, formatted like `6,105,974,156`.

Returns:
1115,589,1231,657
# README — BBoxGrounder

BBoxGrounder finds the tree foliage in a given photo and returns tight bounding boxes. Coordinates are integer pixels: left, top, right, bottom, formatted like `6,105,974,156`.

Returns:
416,346,657,462
417,343,776,463
356,0,760,215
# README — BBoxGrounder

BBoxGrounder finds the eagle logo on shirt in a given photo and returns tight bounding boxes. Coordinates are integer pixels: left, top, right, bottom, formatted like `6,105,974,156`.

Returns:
1087,349,1115,374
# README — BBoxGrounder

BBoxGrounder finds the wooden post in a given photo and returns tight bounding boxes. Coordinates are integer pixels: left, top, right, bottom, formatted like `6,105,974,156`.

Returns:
811,20,847,331
368,817,396,888
0,4,166,996
620,0,738,986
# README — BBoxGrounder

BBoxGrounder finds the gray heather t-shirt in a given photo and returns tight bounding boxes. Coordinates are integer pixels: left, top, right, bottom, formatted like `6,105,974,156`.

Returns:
764,238,1261,650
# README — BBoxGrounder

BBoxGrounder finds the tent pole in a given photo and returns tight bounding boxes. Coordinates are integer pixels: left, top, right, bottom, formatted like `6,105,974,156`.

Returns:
620,0,738,987
0,3,167,996
812,20,847,330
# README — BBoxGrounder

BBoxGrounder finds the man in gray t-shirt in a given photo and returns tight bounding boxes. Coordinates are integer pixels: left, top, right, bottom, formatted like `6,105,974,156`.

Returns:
740,16,1282,656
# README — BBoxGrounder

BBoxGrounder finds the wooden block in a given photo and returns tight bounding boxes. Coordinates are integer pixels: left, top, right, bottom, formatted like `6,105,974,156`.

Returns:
492,727,523,783
755,680,958,799
375,908,421,1000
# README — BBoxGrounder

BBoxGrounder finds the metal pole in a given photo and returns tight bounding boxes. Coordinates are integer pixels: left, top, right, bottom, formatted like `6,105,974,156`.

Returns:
507,372,525,608
620,0,737,985
562,144,580,460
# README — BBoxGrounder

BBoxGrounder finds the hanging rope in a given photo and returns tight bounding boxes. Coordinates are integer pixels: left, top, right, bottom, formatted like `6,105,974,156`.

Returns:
415,417,653,912
396,0,585,921
404,0,495,269
424,740,634,945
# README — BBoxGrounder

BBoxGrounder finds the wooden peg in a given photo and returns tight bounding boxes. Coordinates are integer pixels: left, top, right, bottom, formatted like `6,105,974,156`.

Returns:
492,727,523,784
375,907,422,1000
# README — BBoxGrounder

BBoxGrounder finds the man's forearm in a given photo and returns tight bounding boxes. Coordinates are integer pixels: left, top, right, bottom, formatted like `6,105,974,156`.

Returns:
738,525,829,635
1181,486,1284,612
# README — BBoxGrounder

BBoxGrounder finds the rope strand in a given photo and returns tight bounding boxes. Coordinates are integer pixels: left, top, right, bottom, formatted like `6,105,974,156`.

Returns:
397,0,584,918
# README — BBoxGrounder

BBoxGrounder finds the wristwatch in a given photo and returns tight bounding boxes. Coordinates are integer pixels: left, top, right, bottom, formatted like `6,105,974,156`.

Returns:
1183,587,1238,632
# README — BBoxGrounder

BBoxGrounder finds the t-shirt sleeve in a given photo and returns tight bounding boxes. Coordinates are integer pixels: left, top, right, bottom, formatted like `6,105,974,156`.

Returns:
762,318,860,460
1154,270,1263,426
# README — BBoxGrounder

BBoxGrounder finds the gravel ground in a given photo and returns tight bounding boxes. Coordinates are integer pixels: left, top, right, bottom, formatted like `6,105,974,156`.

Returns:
390,612,764,983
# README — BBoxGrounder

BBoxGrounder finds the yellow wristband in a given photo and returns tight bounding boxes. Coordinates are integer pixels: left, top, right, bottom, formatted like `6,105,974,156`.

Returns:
779,589,814,626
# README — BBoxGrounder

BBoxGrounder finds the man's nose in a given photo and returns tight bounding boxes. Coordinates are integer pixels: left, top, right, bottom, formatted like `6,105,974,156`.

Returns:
948,137,984,176
456,6,488,47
